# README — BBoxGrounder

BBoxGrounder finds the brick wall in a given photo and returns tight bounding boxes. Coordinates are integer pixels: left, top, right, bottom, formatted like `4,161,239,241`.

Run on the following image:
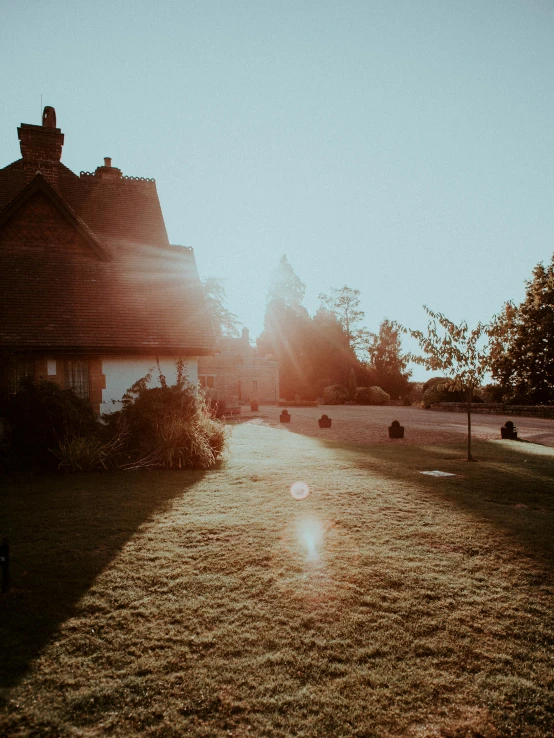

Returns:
198,353,279,404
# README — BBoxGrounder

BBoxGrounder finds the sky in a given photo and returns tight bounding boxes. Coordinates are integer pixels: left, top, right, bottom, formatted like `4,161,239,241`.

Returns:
1,0,554,380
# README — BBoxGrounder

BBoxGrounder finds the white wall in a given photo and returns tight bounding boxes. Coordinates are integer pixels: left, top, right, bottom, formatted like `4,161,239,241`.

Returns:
100,356,199,414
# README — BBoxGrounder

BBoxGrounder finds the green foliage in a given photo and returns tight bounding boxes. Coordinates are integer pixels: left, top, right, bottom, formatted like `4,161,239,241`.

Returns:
202,277,240,340
366,319,411,399
318,285,373,358
4,378,99,469
347,368,357,401
322,384,349,405
107,366,227,469
356,386,390,405
53,433,125,472
482,384,506,403
266,254,307,312
422,381,451,405
489,256,554,404
257,256,312,400
402,307,491,460
422,376,448,394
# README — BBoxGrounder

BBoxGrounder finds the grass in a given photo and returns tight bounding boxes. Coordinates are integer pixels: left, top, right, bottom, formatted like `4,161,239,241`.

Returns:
1,423,554,737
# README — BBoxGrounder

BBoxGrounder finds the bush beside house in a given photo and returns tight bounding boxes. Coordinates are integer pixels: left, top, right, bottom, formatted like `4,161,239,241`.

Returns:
1,370,227,472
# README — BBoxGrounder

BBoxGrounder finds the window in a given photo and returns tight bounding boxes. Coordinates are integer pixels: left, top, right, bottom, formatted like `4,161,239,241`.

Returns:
252,380,258,391
199,375,215,388
1,357,34,395
64,360,89,399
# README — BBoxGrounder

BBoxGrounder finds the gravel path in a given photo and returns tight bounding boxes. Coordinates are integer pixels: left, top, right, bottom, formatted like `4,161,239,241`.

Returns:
235,404,554,448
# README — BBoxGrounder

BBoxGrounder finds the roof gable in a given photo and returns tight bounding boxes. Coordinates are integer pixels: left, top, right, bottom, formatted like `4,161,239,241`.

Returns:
0,174,110,261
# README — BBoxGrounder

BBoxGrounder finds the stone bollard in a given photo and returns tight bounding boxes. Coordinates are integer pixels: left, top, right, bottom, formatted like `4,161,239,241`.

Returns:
318,414,332,428
280,409,291,423
500,420,518,440
388,420,405,439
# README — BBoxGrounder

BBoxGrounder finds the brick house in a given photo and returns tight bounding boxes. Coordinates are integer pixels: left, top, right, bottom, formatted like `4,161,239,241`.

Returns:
0,107,216,413
198,328,279,405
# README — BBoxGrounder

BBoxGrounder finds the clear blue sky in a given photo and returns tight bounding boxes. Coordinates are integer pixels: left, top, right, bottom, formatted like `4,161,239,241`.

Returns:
2,1,553,379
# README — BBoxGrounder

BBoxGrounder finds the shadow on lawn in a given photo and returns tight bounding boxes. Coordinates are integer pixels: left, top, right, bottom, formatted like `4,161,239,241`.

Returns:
0,469,206,690
277,422,554,565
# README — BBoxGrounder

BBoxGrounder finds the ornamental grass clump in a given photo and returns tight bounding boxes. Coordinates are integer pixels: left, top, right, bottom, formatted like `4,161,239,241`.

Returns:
107,364,227,470
53,432,126,472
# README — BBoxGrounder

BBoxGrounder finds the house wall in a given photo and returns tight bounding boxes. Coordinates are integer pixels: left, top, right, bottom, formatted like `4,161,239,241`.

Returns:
0,354,198,415
198,354,279,405
100,356,198,414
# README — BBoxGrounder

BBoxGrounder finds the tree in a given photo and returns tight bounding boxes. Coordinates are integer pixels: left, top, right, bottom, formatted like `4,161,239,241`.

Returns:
489,256,554,404
266,255,307,315
403,307,490,461
366,319,411,399
257,256,311,399
202,277,240,340
347,367,357,401
318,286,372,358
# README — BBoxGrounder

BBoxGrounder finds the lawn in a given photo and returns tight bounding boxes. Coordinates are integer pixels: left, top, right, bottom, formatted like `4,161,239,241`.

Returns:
1,422,554,737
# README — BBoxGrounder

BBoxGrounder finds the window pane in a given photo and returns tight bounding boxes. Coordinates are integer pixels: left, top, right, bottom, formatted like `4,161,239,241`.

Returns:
65,360,89,399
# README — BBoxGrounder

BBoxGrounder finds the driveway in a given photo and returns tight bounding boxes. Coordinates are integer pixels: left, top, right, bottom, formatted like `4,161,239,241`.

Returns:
239,404,554,448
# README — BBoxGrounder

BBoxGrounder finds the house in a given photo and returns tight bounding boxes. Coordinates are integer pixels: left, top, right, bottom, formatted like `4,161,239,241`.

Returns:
198,328,279,405
0,107,216,413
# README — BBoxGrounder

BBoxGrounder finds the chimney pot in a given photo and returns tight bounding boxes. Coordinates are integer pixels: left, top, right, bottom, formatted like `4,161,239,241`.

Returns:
104,157,112,168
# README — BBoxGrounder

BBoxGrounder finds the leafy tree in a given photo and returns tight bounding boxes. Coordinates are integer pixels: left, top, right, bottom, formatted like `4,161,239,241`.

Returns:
202,277,240,340
403,307,490,461
318,286,372,358
489,256,554,404
303,308,358,399
257,256,311,399
266,255,307,314
366,319,411,399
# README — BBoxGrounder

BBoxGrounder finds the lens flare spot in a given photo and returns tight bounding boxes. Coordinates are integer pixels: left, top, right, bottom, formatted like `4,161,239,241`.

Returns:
290,481,310,500
297,518,323,561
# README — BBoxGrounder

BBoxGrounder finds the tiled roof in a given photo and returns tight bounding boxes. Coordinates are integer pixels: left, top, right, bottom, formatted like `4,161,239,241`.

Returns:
0,151,216,354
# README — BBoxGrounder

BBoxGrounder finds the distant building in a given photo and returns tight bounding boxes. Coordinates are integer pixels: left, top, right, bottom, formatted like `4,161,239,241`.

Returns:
0,107,216,413
198,328,279,405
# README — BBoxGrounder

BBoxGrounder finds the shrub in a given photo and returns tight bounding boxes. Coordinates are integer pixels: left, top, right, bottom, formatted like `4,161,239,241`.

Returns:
106,368,227,469
423,381,484,405
53,433,125,472
482,384,506,403
422,376,449,394
322,385,349,405
356,386,390,405
4,379,99,469
422,382,450,405
402,397,411,406
203,388,226,418
347,369,357,402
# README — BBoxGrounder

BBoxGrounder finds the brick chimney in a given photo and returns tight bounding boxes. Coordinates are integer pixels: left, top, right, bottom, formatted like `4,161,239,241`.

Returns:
94,156,122,181
18,106,64,188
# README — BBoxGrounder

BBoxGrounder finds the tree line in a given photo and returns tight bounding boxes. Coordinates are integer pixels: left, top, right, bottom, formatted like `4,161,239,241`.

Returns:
205,251,554,408
254,255,411,401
